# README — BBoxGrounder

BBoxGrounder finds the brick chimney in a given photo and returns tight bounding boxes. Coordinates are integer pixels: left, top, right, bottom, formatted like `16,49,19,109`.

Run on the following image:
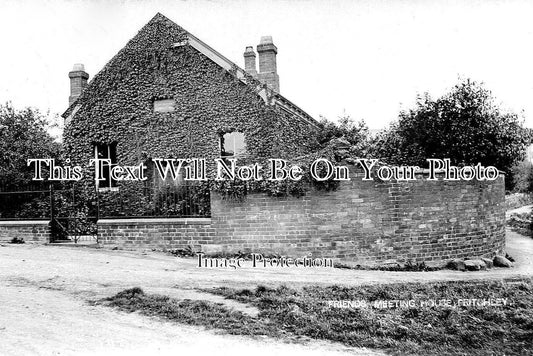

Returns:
68,63,89,106
256,36,279,93
243,46,258,78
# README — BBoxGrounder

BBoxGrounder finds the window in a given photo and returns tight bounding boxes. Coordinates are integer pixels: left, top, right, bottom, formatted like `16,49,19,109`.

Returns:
153,99,176,113
220,132,246,158
94,143,117,190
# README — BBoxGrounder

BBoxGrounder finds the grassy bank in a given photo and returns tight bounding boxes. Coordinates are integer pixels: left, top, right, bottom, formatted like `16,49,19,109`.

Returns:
103,278,533,355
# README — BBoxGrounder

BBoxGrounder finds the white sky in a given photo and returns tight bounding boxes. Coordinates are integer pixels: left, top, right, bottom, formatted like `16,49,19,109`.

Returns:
1,0,533,132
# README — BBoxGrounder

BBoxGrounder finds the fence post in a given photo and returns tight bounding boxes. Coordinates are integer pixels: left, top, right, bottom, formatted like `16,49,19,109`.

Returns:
49,184,54,243
95,183,100,243
49,184,54,221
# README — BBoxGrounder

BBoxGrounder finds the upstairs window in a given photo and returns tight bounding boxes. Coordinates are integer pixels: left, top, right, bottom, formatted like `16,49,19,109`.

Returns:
94,143,117,190
153,99,176,113
220,132,246,158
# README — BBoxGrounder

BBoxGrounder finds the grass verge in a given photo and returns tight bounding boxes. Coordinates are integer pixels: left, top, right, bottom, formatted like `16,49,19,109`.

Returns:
103,279,533,355
100,287,280,337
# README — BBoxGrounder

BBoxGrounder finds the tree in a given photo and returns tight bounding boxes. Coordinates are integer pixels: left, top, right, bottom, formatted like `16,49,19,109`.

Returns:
0,103,60,188
371,79,530,190
511,159,533,193
317,112,371,157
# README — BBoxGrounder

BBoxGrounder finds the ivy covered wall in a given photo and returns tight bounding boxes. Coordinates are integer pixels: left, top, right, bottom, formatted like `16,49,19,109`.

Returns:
63,13,319,181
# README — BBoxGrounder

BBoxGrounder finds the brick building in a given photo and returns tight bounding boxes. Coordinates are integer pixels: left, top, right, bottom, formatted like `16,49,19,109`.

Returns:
56,13,507,265
63,13,318,178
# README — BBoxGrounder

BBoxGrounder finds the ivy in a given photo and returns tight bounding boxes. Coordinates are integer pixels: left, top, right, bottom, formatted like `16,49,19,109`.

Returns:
63,13,329,205
209,144,341,200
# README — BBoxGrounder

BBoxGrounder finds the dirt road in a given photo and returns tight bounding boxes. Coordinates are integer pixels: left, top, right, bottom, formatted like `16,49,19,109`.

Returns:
0,228,531,355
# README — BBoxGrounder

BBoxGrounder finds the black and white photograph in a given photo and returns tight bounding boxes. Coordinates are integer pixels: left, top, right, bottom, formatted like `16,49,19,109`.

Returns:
0,1,532,355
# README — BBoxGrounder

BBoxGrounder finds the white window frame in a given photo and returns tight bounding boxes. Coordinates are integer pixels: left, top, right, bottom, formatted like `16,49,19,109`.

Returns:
94,144,119,192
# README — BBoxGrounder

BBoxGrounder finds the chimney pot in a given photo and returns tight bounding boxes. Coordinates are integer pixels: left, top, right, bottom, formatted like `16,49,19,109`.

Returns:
259,36,273,45
72,63,85,71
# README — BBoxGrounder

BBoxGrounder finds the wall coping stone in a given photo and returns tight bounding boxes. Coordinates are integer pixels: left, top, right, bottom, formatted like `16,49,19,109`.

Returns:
0,220,50,226
97,218,212,225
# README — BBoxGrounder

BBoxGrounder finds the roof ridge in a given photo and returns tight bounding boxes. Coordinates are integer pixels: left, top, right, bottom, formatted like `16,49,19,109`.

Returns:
62,13,317,128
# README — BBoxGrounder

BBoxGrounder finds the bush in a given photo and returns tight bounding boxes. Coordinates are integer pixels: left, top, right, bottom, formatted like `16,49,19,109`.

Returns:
507,210,533,237
511,159,533,193
371,79,530,190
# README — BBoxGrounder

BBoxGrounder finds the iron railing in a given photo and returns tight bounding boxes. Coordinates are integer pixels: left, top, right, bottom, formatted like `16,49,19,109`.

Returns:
0,181,210,220
0,182,55,220
0,181,211,242
97,183,211,219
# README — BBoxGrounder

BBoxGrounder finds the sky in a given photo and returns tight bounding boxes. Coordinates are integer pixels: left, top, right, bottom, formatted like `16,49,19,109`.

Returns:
1,0,533,134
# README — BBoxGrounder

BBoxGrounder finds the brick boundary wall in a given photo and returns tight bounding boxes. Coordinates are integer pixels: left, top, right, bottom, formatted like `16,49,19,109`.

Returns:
209,174,506,265
0,220,51,243
97,173,506,265
97,218,215,250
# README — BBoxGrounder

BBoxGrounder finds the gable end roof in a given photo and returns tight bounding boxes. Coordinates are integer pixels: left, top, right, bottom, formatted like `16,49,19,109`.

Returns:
63,13,318,128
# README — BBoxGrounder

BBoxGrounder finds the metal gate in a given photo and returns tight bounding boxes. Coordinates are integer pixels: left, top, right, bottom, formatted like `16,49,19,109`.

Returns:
0,182,99,243
49,184,99,243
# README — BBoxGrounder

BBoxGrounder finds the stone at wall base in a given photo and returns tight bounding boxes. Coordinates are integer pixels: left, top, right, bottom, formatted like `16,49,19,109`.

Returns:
464,259,487,271
494,255,513,268
447,259,466,271
425,260,448,269
481,257,494,268
201,244,224,255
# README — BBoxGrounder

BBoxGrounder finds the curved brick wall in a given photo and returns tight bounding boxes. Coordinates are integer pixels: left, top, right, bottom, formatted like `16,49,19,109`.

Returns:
98,170,506,265
209,171,506,265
